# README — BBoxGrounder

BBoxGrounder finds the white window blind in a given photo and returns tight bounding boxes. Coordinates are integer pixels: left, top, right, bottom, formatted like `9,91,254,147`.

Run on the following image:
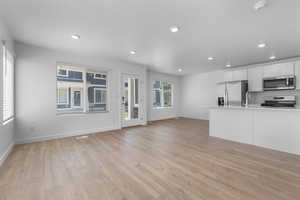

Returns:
3,44,14,122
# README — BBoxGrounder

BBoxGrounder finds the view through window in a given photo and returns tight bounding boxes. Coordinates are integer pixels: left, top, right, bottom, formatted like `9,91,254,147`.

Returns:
152,80,172,108
56,64,108,113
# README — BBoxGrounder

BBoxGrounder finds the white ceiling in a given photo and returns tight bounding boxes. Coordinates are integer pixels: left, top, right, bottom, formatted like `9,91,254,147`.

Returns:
1,0,300,75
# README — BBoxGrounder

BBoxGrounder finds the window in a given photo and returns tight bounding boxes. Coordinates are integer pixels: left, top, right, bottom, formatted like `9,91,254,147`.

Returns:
94,73,106,79
56,64,108,113
94,88,107,104
152,80,173,108
2,43,14,123
57,69,68,77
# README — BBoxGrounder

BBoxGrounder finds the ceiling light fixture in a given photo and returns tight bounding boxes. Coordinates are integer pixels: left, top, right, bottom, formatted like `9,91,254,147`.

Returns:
178,68,182,72
208,57,214,61
226,64,231,67
254,0,267,11
269,55,276,60
71,34,80,40
130,50,136,55
258,43,267,48
170,26,179,33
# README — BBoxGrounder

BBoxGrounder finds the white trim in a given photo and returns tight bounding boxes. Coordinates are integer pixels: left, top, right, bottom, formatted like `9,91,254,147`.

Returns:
57,68,69,77
0,142,14,167
57,87,69,105
16,126,119,144
121,73,143,127
3,116,14,125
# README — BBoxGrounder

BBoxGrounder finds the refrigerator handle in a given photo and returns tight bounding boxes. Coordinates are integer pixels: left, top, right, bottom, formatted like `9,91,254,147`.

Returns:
224,83,229,106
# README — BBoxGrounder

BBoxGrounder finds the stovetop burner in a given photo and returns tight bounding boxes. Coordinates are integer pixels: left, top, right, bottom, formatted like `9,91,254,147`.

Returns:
260,96,296,108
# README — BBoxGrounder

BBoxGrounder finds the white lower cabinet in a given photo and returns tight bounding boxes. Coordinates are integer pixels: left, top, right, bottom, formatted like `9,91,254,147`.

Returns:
210,108,300,155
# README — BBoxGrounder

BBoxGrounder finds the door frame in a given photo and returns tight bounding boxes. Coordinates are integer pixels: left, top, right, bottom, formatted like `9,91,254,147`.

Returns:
120,73,144,128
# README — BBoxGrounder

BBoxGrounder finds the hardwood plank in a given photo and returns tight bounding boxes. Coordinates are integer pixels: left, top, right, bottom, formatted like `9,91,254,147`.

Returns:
1,118,300,200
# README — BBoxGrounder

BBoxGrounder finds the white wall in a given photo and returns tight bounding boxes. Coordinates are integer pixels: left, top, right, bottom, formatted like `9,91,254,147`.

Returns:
0,19,15,164
15,42,147,143
180,70,223,120
147,71,180,121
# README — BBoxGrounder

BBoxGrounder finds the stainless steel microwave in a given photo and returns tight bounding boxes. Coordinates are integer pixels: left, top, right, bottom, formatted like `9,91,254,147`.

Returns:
263,76,296,91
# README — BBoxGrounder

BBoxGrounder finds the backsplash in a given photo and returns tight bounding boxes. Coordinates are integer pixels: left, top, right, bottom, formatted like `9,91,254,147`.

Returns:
249,90,300,105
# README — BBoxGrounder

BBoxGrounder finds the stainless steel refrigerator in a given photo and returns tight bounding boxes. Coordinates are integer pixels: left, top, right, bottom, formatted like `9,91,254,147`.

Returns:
217,80,248,106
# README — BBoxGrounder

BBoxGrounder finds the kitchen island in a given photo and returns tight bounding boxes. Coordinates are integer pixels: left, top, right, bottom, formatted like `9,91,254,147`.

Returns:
209,105,300,155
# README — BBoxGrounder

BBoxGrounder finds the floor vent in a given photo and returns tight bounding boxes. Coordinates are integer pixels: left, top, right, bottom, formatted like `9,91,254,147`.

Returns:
76,135,89,140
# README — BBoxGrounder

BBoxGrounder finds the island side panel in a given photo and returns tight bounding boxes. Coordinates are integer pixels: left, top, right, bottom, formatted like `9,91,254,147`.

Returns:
253,110,300,155
209,108,254,145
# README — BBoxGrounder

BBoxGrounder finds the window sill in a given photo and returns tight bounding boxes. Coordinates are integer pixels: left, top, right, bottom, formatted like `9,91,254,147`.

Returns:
56,111,109,116
3,117,14,125
153,106,173,110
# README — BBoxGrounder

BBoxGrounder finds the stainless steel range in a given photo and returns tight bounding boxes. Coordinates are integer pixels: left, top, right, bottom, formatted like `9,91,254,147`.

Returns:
261,96,296,108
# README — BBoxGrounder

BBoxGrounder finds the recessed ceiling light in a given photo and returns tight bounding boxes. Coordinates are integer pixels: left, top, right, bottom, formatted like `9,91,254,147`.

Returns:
269,55,276,60
254,0,267,11
170,26,179,33
226,64,231,67
71,34,80,40
208,57,214,61
130,50,136,55
178,68,182,72
258,43,267,48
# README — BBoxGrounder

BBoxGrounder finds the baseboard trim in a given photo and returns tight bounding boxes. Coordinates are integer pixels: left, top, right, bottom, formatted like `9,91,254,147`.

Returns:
16,126,119,144
0,142,15,167
149,116,179,122
180,115,209,121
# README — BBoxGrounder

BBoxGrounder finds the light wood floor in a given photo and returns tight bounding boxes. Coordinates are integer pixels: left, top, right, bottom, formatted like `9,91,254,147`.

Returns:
1,118,300,200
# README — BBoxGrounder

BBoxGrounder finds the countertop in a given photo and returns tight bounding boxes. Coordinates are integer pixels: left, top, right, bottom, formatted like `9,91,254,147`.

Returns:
211,104,300,112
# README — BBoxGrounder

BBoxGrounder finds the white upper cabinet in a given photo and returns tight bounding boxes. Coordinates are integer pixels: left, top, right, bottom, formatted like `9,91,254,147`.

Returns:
295,61,300,89
223,71,233,82
247,67,263,92
232,69,247,81
263,63,294,78
222,69,247,82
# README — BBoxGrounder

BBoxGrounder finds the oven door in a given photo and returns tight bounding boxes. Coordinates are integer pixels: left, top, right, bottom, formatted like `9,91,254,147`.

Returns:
263,76,296,91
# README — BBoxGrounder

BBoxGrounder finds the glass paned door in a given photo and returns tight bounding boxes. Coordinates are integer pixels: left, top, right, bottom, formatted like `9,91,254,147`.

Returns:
73,91,81,106
121,74,141,127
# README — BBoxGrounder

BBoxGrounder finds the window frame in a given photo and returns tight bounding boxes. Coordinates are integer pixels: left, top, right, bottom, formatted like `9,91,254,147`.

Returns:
57,68,69,77
2,42,15,124
152,80,173,109
56,64,109,114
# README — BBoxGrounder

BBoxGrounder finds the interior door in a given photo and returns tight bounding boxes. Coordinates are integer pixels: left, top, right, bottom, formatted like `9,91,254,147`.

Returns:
121,74,142,127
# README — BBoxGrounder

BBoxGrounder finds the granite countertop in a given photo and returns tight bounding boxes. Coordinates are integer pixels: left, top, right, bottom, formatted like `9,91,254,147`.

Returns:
211,104,300,112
